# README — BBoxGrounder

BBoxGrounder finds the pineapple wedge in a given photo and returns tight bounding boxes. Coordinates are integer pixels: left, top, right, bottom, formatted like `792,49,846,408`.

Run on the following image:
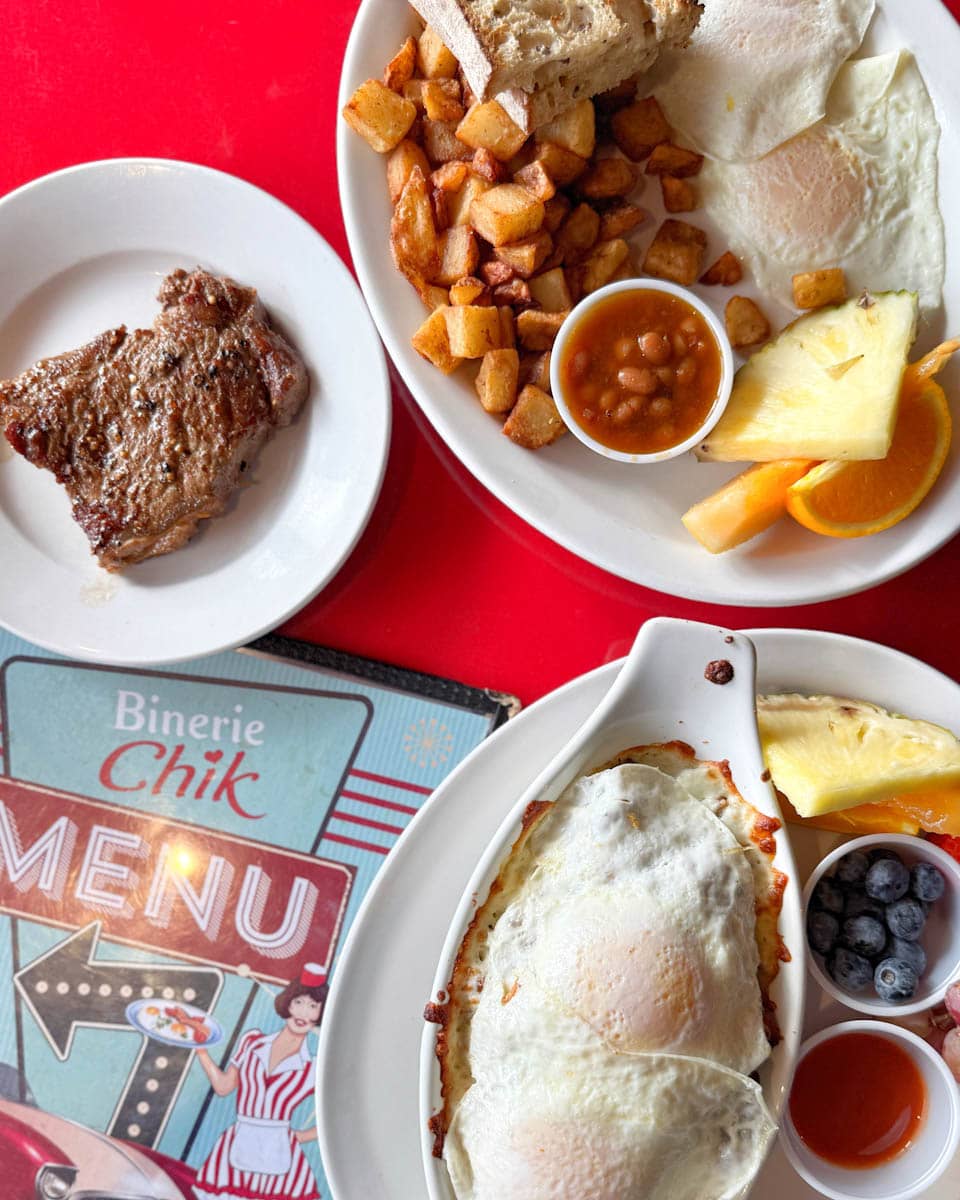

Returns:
698,291,918,462
757,693,960,817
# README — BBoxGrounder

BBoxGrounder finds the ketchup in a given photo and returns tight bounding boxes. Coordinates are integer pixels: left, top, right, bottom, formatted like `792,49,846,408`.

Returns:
789,1032,926,1168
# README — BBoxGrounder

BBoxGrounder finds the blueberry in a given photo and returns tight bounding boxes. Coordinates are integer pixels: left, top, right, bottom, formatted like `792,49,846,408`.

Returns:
887,936,926,975
807,910,840,956
865,857,910,903
842,914,886,958
885,897,926,941
911,862,945,903
812,875,845,915
827,946,874,992
835,850,870,886
844,891,884,922
874,957,919,1002
869,847,903,864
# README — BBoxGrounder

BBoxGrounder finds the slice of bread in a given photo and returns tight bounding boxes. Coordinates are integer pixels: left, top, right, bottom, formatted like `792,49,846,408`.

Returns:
410,0,701,131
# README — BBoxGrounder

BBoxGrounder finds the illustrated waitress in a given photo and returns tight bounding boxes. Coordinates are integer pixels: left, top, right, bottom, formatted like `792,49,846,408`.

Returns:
192,964,327,1200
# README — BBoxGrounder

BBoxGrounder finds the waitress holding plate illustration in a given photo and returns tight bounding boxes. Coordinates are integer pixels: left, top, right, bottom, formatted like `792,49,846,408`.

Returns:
193,964,327,1200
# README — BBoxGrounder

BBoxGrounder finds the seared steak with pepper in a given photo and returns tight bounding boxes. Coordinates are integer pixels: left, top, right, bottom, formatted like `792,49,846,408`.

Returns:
0,267,309,569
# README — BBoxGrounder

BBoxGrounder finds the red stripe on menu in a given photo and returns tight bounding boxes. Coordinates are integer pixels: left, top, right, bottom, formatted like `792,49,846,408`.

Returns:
324,831,389,856
348,767,432,795
333,810,404,836
340,788,418,816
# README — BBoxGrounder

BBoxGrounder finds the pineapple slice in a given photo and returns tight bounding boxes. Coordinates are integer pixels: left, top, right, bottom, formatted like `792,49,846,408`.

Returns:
698,291,919,462
757,694,960,817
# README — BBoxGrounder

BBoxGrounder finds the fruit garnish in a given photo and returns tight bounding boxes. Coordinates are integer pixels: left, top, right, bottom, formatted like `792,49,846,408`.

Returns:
927,832,960,863
681,459,815,553
785,377,951,537
697,291,918,462
758,694,960,818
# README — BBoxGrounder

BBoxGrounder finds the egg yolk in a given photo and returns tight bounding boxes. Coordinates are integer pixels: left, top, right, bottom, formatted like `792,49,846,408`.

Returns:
509,1118,635,1200
743,129,865,249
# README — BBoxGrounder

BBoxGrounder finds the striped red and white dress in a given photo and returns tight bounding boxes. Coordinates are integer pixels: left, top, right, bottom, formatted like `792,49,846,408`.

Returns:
193,1029,319,1200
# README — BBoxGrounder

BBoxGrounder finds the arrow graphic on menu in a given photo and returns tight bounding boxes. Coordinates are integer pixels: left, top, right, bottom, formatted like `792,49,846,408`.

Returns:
14,921,222,1146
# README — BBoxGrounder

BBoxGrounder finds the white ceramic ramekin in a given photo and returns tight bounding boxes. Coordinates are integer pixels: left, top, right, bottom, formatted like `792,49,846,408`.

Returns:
549,278,734,463
780,1019,960,1200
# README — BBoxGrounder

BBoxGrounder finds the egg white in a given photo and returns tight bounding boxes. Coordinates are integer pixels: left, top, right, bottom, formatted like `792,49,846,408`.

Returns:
649,0,875,162
698,51,945,310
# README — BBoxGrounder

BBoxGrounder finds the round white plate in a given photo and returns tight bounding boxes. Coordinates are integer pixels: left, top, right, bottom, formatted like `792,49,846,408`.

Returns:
337,0,960,606
316,628,960,1200
0,158,390,664
125,997,224,1050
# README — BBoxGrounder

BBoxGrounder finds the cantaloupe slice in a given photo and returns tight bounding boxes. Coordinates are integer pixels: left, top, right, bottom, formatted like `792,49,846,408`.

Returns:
682,460,816,553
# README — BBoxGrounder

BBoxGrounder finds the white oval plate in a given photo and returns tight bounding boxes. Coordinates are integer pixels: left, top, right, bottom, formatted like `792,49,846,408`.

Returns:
125,997,224,1050
337,0,960,606
0,159,390,664
316,628,960,1200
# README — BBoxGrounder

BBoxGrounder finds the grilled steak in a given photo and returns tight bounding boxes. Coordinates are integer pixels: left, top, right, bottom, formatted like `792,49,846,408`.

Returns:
0,267,309,569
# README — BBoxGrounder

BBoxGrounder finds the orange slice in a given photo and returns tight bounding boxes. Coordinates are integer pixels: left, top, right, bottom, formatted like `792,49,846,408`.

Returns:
785,378,951,538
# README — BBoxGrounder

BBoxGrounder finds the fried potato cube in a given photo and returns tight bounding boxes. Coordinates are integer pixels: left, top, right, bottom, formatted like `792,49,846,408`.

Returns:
387,139,431,205
401,79,428,111
599,202,647,241
342,79,417,154
517,309,568,350
535,99,596,158
534,142,588,187
492,278,532,306
383,37,417,92
435,226,480,285
518,350,552,391
470,184,545,246
494,230,553,278
542,193,573,234
792,268,848,310
450,276,489,305
390,166,439,286
645,143,704,178
610,97,671,161
512,160,557,202
432,161,469,193
528,267,572,313
423,119,473,165
417,25,458,79
471,146,509,184
556,202,601,264
503,385,567,448
475,348,520,413
448,174,492,225
641,218,707,286
423,79,464,123
444,304,503,357
416,282,450,310
456,101,527,161
411,306,462,374
578,156,638,199
700,251,743,287
580,238,630,294
660,175,697,213
498,306,516,348
725,296,771,349
479,259,514,286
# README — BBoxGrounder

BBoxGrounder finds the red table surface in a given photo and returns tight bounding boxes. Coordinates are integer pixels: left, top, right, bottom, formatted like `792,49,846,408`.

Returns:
2,1,958,706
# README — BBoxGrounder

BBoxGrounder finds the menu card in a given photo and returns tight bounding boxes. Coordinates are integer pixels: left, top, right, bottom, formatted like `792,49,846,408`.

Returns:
0,628,515,1198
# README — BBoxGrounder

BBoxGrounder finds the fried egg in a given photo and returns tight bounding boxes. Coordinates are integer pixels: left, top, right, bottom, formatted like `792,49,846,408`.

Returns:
436,760,779,1199
698,51,945,311
649,0,875,161
446,1053,776,1200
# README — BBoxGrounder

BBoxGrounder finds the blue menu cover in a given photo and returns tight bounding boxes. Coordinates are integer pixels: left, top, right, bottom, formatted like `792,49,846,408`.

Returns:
0,629,515,1199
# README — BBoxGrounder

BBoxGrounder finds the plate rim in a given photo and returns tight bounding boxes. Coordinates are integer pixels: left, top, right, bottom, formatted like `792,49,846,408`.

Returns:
336,0,960,608
315,624,960,1200
0,155,391,666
